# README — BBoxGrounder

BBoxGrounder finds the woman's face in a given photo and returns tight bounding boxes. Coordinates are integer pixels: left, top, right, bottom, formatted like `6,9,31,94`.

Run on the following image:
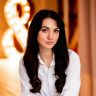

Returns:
37,18,60,50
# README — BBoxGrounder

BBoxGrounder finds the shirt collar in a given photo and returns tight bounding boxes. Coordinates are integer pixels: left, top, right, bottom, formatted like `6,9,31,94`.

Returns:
38,53,55,67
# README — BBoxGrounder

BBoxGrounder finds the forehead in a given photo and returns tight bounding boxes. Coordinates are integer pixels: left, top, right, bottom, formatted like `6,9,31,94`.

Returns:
42,18,58,28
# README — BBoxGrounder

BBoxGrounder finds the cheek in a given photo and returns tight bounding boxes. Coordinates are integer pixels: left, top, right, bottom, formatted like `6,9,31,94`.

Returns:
54,35,59,44
38,34,45,41
37,34,45,44
55,34,59,41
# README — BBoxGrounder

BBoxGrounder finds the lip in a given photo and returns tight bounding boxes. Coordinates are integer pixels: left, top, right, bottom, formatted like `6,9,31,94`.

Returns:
46,41,54,45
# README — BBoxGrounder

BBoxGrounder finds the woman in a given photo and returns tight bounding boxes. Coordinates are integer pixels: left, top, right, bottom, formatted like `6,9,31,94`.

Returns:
19,10,81,96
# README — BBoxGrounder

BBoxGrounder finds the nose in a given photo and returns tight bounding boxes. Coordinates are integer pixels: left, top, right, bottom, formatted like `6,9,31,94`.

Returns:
48,31,53,40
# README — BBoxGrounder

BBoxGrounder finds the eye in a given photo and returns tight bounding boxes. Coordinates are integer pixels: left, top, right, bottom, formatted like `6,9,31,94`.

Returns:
41,28,48,32
54,29,60,33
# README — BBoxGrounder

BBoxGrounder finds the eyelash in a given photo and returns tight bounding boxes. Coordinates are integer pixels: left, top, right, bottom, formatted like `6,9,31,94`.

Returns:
41,28,60,33
41,29,47,32
54,30,59,33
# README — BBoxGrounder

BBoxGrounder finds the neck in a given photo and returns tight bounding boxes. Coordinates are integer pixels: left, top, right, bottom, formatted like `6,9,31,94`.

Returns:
39,48,53,68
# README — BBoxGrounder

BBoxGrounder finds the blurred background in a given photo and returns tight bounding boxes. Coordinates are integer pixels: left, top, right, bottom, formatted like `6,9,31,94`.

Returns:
0,0,96,96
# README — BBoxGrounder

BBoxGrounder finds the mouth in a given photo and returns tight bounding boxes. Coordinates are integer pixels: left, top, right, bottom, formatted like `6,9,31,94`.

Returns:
46,42,54,45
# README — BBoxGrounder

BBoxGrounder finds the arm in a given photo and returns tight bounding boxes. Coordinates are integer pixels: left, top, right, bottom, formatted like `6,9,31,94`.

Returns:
60,50,81,96
19,58,41,96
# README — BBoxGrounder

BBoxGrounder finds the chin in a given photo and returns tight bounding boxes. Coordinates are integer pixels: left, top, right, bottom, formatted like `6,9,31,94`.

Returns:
45,45,54,49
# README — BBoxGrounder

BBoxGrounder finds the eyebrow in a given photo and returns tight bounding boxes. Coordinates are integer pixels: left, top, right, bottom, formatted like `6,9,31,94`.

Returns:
41,26,59,30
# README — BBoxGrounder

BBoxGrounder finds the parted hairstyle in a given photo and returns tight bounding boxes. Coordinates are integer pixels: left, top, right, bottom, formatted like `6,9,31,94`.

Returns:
23,9,69,93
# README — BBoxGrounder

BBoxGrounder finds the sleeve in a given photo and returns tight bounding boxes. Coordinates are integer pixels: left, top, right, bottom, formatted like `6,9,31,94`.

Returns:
60,50,81,96
19,57,41,96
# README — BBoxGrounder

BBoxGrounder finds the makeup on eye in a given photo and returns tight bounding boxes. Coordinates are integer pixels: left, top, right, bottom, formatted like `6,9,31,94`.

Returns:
54,28,60,33
41,27,48,32
40,26,60,33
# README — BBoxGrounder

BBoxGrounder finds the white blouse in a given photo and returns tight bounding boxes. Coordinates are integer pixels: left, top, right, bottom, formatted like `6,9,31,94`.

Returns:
19,50,81,96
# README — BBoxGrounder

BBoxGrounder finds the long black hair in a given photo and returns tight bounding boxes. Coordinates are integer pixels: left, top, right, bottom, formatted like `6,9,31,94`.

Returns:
23,9,69,93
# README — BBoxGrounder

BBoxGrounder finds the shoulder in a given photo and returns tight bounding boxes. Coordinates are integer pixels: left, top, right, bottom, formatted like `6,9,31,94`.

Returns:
19,57,29,80
68,49,81,66
19,57,24,70
61,49,81,95
68,49,80,60
65,49,81,74
19,57,27,74
19,57,33,92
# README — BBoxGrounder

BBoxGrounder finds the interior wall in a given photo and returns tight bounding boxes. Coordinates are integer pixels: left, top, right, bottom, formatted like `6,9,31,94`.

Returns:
78,0,96,96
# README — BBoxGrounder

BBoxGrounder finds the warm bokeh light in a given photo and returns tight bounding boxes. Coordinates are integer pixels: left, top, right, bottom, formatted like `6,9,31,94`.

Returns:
2,0,30,59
